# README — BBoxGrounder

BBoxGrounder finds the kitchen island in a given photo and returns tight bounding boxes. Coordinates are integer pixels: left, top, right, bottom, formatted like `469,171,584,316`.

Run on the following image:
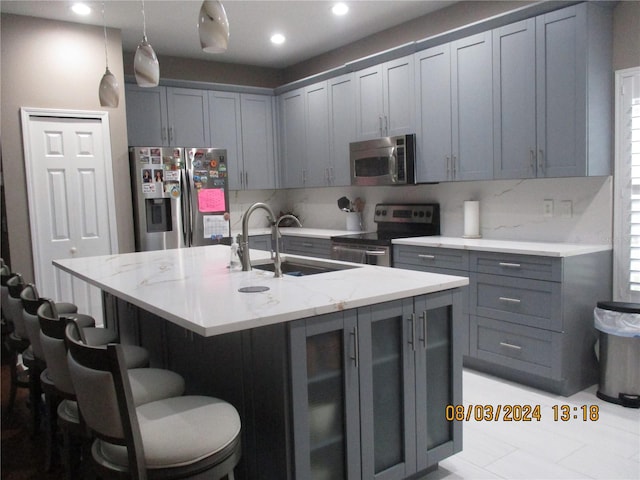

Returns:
54,245,468,480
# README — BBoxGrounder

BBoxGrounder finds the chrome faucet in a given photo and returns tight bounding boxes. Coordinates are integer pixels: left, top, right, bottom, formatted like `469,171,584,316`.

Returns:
239,202,276,272
273,214,302,278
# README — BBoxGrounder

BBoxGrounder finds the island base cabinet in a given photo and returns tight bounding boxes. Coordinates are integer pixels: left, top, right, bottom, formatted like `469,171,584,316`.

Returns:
290,290,463,480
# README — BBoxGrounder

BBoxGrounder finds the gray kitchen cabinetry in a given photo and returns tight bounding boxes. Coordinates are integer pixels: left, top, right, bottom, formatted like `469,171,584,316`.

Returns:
290,292,462,479
248,234,272,252
393,245,470,356
278,87,306,188
394,244,612,396
278,79,353,188
493,3,612,179
209,91,276,190
283,236,331,259
125,84,210,147
355,55,415,140
328,74,356,187
467,250,612,396
414,32,493,182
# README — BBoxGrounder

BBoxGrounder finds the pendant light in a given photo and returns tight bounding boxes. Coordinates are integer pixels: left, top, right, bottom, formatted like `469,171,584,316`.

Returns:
198,1,229,53
99,2,119,107
134,0,159,87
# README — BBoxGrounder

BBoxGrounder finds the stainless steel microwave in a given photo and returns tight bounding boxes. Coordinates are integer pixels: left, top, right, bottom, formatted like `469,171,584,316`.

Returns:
349,134,416,186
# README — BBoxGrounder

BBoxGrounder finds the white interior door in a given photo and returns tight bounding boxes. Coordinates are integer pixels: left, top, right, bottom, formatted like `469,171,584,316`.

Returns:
21,108,118,325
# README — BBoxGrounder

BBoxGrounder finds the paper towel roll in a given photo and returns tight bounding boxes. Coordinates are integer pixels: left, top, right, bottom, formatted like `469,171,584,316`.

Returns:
463,201,481,238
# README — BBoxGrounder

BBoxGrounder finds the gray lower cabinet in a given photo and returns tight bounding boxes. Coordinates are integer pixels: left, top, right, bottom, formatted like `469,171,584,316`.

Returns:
283,236,331,259
106,289,462,480
290,291,462,479
248,234,272,251
393,245,470,356
394,245,612,396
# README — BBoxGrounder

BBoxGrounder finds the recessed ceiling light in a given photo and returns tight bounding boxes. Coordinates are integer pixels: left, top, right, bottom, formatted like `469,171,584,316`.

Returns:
332,3,349,16
71,3,91,16
270,33,286,45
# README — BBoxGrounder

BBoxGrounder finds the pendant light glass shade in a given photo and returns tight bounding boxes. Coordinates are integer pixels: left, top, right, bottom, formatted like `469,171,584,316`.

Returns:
198,1,229,53
134,36,160,87
99,2,119,107
134,0,159,87
99,67,119,107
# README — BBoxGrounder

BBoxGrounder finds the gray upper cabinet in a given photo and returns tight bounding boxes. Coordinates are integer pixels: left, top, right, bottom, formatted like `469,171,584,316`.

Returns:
125,84,210,147
494,3,612,179
415,33,493,182
209,91,243,188
536,3,612,177
329,74,356,187
355,55,415,140
279,78,355,188
493,19,537,179
451,31,494,181
415,44,453,183
278,87,306,188
305,81,331,187
239,94,277,189
209,92,276,190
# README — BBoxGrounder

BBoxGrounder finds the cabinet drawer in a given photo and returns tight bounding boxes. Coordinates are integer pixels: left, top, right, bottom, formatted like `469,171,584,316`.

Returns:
471,273,562,331
470,251,561,281
394,245,469,271
284,237,331,259
471,316,561,379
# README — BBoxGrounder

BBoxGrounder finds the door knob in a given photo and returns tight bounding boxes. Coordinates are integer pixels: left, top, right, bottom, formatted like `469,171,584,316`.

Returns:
70,247,77,254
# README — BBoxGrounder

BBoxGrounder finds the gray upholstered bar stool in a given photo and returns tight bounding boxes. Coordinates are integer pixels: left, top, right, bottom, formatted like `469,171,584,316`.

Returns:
66,323,242,480
39,308,186,478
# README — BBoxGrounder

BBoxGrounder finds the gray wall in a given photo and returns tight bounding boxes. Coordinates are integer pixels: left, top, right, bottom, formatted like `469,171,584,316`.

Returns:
1,13,133,283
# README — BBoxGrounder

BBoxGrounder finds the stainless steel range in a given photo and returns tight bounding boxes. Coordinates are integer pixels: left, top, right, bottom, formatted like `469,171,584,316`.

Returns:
330,203,440,267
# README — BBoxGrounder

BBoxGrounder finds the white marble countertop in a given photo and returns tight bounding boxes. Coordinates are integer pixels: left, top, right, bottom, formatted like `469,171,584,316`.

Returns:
234,227,369,239
53,245,468,337
392,236,612,257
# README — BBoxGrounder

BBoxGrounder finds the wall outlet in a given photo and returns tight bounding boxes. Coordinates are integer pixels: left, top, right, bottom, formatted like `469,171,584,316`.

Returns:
560,200,573,218
543,199,554,217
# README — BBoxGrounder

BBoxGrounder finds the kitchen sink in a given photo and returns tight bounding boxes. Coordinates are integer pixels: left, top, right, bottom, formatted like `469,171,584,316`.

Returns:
252,258,359,277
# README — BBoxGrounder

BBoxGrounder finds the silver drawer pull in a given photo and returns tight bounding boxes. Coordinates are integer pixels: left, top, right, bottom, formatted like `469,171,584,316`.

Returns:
499,296,521,304
499,342,522,350
418,254,435,259
302,243,313,247
499,262,521,268
365,250,387,256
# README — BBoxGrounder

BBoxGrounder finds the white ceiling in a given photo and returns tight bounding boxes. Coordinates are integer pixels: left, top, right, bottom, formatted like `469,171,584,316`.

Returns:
1,0,457,69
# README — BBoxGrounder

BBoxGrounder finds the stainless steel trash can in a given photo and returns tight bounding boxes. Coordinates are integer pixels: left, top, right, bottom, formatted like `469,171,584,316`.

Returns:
594,301,640,408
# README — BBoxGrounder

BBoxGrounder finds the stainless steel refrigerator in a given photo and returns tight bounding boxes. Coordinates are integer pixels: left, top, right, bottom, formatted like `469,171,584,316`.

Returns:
130,147,230,252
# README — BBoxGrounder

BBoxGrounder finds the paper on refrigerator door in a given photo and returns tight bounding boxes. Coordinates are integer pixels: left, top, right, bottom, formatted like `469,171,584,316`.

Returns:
203,215,229,240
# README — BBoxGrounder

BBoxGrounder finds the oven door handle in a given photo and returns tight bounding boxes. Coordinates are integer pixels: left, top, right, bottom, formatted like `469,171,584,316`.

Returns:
364,250,387,256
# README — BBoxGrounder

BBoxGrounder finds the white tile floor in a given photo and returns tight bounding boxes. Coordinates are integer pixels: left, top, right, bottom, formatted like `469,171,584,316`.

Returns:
425,369,640,480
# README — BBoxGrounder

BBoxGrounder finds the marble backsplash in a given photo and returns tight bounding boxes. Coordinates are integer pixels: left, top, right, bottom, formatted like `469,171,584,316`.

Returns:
229,176,613,245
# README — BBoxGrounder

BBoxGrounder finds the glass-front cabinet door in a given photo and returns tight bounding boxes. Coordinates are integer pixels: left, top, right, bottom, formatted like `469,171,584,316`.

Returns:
414,290,463,469
290,311,361,480
358,299,417,479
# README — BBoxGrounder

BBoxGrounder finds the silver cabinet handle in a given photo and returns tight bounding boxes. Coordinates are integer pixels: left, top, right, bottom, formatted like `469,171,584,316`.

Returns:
452,155,457,178
302,242,313,248
419,311,427,348
365,250,387,256
418,254,435,260
530,149,536,172
446,156,451,178
499,341,522,351
384,115,388,136
245,171,249,188
350,326,359,367
379,116,383,136
169,127,174,144
499,262,521,268
538,149,545,174
499,297,521,304
161,127,167,142
408,313,416,351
